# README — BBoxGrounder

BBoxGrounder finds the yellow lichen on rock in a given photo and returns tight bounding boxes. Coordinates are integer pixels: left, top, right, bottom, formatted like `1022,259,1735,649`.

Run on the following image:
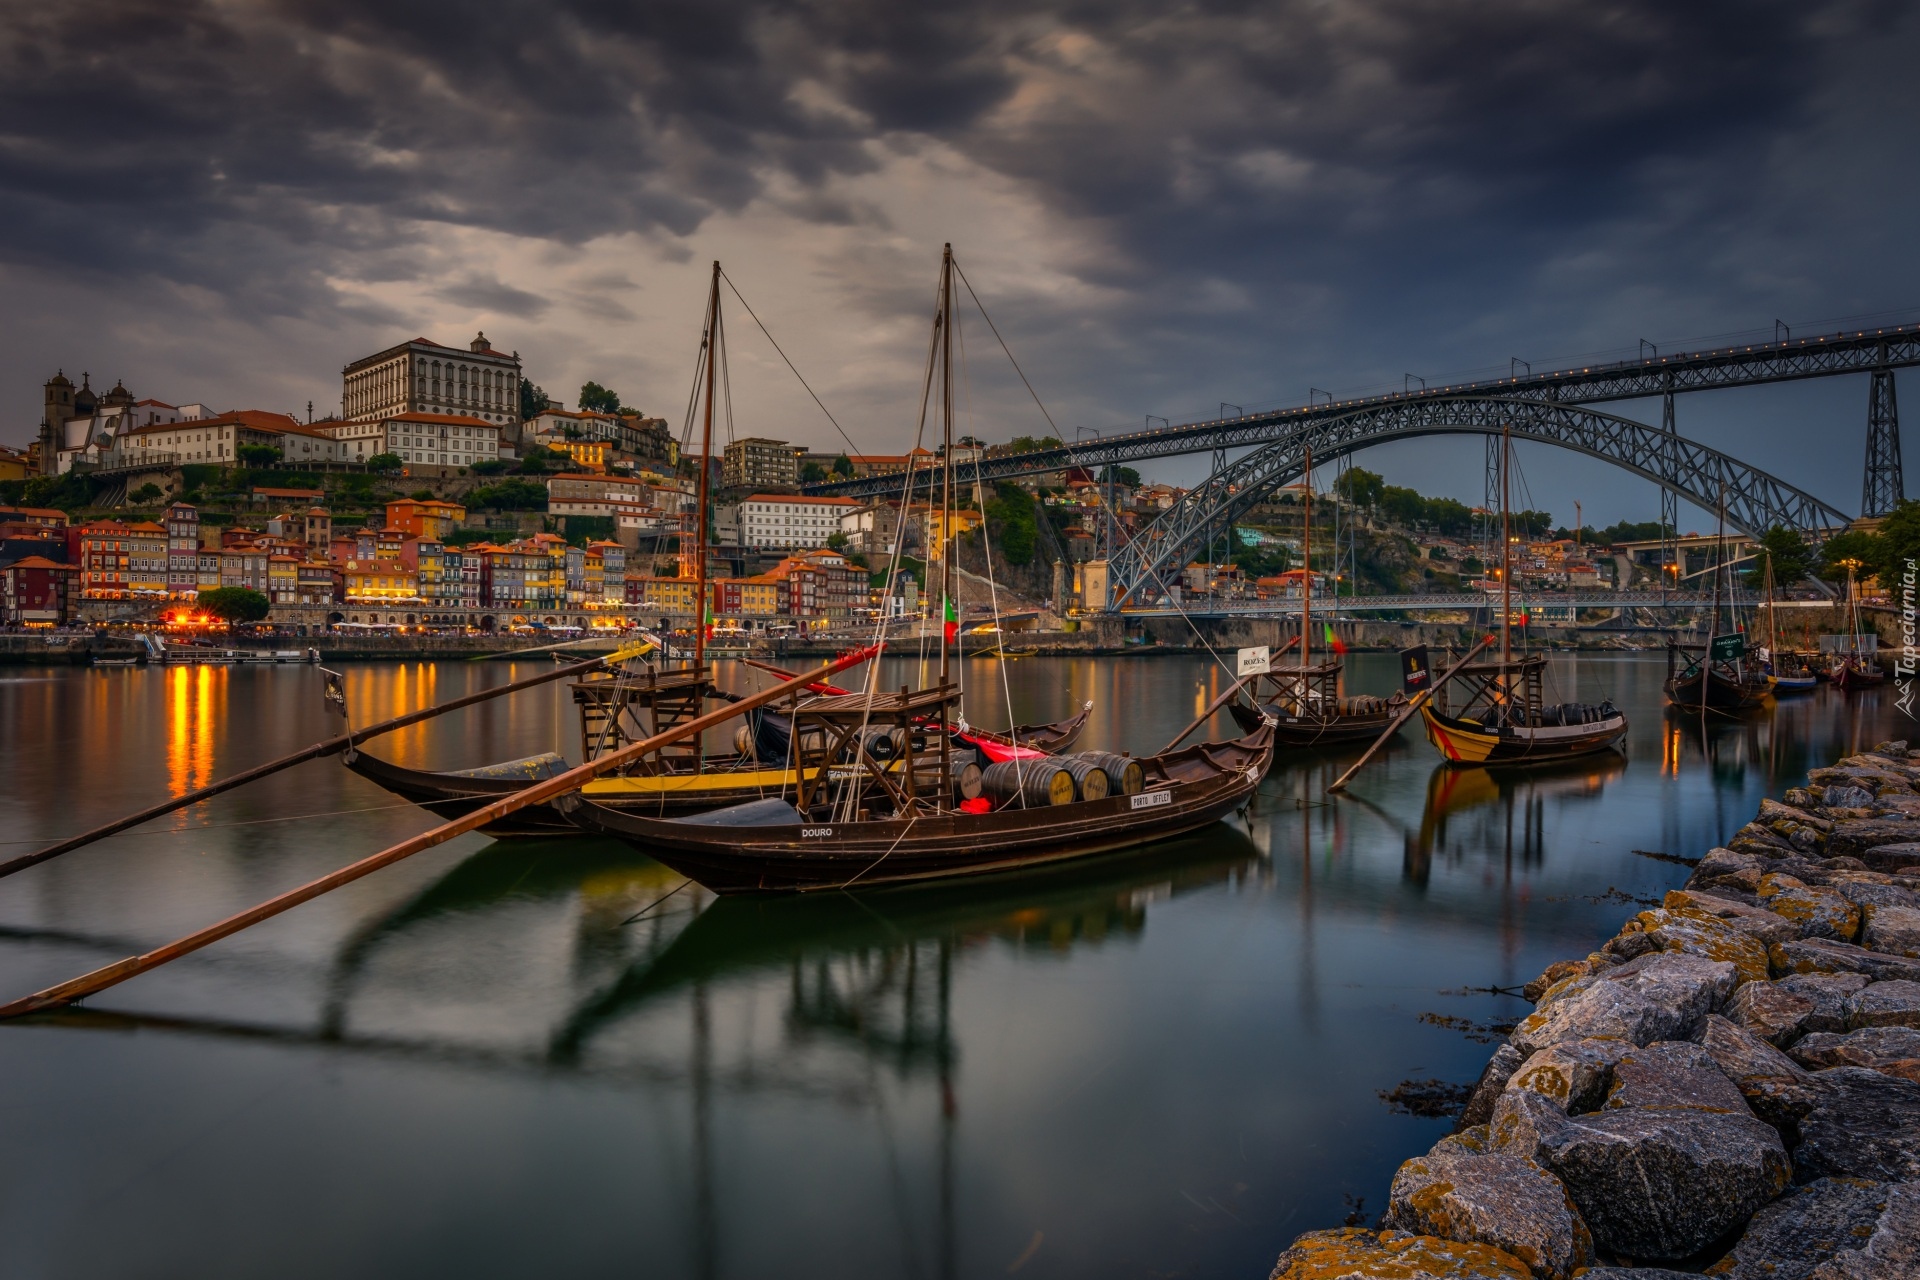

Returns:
1268,1228,1534,1280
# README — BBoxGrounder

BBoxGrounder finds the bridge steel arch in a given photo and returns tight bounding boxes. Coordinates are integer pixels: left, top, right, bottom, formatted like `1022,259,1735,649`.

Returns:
1105,396,1850,608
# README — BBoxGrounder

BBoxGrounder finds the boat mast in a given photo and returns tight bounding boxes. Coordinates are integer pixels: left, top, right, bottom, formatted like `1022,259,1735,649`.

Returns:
694,260,719,675
938,244,956,811
938,244,955,694
1301,444,1312,669
1500,424,1511,665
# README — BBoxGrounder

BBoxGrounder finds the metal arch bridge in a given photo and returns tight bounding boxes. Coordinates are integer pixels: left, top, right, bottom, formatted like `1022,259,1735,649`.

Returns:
1103,396,1850,608
1122,591,1757,618
806,319,1919,504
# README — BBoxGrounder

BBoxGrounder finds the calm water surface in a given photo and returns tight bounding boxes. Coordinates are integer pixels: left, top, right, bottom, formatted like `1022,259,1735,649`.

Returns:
0,653,1904,1279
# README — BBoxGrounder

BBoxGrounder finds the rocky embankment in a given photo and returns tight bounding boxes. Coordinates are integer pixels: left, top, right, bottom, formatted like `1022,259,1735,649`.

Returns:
1270,744,1920,1280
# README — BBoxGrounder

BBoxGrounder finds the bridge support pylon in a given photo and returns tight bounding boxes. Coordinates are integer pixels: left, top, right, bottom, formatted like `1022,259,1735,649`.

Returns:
1863,367,1904,517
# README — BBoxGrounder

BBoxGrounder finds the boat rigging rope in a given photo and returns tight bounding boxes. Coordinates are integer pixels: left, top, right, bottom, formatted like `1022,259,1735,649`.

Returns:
837,812,921,891
953,305,1028,795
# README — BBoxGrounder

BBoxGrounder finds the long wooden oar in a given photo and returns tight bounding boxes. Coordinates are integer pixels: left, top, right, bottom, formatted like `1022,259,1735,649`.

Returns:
0,646,876,1019
739,656,855,696
1159,636,1300,753
0,643,650,882
1325,636,1495,793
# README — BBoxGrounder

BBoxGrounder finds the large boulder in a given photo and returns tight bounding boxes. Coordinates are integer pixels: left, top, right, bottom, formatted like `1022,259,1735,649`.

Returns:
1834,880,1919,911
1848,980,1920,1030
1458,1042,1528,1129
1629,905,1773,985
1603,1041,1751,1114
1267,1228,1532,1280
1694,1014,1815,1130
1693,848,1765,894
1857,842,1920,873
1829,818,1920,857
1525,1107,1790,1260
1727,980,1820,1046
1705,1177,1893,1280
1506,1039,1625,1114
1790,1027,1920,1083
1667,890,1800,946
1770,938,1920,983
1777,972,1873,1034
1489,1088,1576,1168
1510,954,1734,1055
1860,903,1920,958
1792,1067,1920,1183
1809,1180,1920,1280
1758,875,1863,942
1386,1145,1594,1280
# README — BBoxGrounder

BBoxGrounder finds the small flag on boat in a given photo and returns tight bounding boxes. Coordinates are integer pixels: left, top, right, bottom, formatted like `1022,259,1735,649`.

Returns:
321,669,348,718
703,601,715,641
1324,623,1347,655
943,596,958,645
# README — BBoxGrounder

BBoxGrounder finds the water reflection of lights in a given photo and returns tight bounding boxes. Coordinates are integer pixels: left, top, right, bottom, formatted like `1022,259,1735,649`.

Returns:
165,663,220,798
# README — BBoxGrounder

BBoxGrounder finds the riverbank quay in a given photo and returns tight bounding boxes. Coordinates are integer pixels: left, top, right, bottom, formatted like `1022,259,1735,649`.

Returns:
0,632,623,664
1268,743,1920,1280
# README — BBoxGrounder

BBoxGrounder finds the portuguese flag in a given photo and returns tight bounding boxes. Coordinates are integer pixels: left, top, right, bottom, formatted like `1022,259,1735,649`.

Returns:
703,601,715,641
943,596,958,645
1324,622,1348,655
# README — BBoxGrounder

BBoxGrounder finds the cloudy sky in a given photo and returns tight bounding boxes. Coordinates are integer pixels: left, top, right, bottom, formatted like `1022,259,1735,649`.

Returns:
3,0,1917,526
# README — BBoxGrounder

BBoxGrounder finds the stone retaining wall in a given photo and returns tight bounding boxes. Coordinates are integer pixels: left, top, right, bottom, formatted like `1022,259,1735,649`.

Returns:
1268,743,1920,1280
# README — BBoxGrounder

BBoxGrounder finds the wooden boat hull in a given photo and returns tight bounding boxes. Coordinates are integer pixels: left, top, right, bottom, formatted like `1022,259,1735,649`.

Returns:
1228,700,1397,746
1770,675,1818,694
1664,668,1769,712
342,749,581,835
1832,665,1887,691
562,728,1274,894
1418,706,1627,766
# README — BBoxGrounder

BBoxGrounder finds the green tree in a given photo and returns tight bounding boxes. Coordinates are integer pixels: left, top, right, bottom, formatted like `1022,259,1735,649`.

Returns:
826,530,850,553
1334,466,1385,510
129,482,164,504
1006,435,1062,454
366,452,404,474
1873,499,1920,580
517,450,550,474
1097,464,1142,488
801,462,828,483
578,381,621,414
197,587,270,623
985,483,1038,566
1230,527,1293,578
469,458,509,476
1819,529,1888,584
467,479,550,511
235,444,282,467
519,377,549,420
831,454,854,478
1744,526,1814,589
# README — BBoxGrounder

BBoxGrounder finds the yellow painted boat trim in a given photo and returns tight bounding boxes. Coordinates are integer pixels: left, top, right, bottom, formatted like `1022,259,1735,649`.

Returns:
583,768,799,796
1419,706,1499,763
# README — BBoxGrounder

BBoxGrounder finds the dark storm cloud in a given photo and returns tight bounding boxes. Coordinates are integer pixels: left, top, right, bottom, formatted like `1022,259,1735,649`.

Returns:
0,1,1873,291
3,0,1917,510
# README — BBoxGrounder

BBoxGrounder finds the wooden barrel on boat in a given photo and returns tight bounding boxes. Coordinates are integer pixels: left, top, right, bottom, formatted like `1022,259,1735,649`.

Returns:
1058,757,1110,802
954,761,984,801
980,759,1074,808
1076,751,1144,796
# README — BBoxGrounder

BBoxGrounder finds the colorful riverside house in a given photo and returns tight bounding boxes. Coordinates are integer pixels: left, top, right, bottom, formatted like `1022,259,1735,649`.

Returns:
384,498,466,541
624,575,701,618
77,519,169,599
165,502,200,598
296,561,342,605
343,558,420,603
2,555,79,625
712,574,783,621
267,555,300,604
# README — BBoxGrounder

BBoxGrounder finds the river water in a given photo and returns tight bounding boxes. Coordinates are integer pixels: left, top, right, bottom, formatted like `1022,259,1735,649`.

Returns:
0,653,1903,1279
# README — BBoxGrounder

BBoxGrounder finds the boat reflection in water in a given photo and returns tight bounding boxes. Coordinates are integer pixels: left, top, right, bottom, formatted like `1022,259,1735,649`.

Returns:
33,826,1263,1280
1403,754,1627,887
